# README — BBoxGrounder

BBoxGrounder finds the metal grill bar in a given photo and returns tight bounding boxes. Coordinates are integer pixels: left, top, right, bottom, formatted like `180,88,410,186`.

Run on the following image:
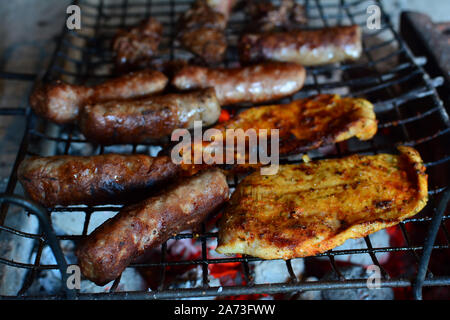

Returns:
0,0,449,300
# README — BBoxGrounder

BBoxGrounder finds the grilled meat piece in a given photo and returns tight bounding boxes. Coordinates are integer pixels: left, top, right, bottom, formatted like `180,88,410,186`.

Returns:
239,25,362,66
30,70,168,124
206,0,237,19
246,0,307,32
177,0,228,64
171,62,306,106
216,146,428,259
17,154,180,207
213,94,377,156
79,88,221,145
179,28,227,65
76,169,229,285
112,18,163,70
178,0,227,30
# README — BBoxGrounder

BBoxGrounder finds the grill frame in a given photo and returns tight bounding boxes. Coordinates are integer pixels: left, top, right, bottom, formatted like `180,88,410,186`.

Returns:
0,0,449,300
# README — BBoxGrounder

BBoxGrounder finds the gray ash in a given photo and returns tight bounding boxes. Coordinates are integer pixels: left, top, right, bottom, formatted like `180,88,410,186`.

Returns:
321,266,394,300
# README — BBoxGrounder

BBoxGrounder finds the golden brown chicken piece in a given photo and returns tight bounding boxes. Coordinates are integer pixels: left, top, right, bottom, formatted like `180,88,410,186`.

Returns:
216,146,428,259
213,94,377,156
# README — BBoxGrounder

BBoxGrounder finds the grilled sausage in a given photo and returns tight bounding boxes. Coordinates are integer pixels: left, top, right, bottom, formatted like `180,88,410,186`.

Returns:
76,169,229,285
17,154,180,207
79,88,221,145
30,70,168,124
112,18,163,70
171,62,306,106
239,25,362,66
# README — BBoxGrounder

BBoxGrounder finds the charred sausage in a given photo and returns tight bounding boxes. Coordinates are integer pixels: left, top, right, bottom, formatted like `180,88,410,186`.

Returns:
30,69,168,124
171,62,306,106
239,25,362,66
17,154,180,207
76,169,229,285
79,88,221,145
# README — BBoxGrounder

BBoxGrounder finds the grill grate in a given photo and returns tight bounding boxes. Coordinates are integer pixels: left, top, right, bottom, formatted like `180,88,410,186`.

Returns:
0,0,449,300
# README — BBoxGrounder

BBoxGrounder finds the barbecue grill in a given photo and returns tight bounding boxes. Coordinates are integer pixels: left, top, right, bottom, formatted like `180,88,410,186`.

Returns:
0,0,449,300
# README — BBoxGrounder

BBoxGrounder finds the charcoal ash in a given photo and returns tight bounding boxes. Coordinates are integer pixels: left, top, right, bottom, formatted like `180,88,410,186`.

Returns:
321,266,394,300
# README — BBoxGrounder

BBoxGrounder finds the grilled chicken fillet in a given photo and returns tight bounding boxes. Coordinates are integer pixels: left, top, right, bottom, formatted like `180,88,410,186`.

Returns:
216,146,428,259
245,0,307,32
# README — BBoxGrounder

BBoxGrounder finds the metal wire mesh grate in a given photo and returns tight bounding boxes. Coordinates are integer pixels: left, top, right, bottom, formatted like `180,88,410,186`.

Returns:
0,0,449,299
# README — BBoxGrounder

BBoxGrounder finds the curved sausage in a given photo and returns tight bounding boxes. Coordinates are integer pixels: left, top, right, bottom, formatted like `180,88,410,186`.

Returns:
30,69,168,124
171,62,306,106
239,25,362,66
17,154,180,207
79,88,221,145
76,169,229,285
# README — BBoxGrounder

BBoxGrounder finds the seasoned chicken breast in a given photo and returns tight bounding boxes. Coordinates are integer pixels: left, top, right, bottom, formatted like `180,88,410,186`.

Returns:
216,146,428,259
214,94,377,156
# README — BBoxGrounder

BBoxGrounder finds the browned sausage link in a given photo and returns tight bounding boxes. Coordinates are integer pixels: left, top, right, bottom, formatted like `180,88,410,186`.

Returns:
112,17,163,69
239,25,362,66
17,154,180,207
206,0,237,19
76,169,229,285
79,88,221,145
171,62,306,106
29,70,168,124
